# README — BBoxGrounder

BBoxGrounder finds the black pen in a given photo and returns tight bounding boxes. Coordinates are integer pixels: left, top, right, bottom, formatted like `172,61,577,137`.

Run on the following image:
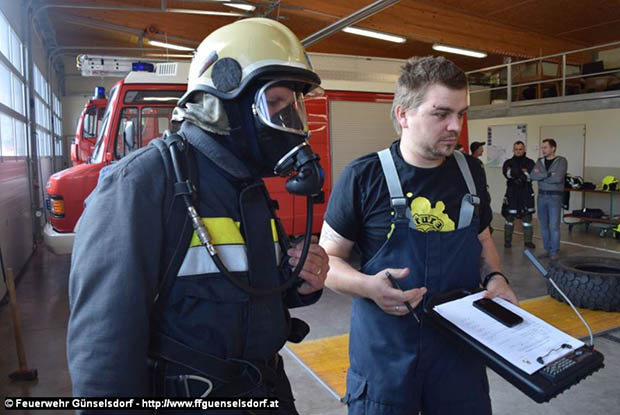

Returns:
385,272,420,323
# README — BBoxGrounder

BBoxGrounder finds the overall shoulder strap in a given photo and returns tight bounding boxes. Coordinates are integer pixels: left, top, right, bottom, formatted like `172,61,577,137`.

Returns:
453,150,480,229
377,148,414,228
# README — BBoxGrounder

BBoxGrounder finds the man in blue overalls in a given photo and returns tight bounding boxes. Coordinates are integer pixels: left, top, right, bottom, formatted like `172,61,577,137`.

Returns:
320,56,518,414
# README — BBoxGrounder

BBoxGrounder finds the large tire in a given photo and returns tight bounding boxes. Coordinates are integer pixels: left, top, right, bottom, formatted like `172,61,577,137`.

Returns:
547,256,620,311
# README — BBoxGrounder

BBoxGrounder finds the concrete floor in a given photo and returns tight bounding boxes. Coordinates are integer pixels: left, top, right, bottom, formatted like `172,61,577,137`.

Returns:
1,215,619,414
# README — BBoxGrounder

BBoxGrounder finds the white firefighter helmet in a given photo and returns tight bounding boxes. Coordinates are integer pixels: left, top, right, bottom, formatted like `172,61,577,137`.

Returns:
179,18,320,104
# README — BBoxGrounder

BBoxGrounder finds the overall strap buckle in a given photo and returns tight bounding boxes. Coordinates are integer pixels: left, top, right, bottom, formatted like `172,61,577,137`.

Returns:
392,197,409,221
377,148,416,228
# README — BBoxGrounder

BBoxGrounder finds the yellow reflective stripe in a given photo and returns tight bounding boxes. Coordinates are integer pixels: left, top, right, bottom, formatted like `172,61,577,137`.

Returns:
189,218,244,247
271,219,279,243
189,218,279,248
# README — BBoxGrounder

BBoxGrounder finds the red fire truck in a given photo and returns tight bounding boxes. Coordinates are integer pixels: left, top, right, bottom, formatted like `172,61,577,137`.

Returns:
44,62,331,253
70,87,108,165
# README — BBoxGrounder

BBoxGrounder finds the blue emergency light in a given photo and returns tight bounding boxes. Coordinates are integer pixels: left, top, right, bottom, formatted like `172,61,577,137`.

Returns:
94,86,106,99
132,62,155,72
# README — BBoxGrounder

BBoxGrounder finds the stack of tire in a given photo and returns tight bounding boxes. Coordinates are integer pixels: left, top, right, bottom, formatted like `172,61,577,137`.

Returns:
547,256,620,311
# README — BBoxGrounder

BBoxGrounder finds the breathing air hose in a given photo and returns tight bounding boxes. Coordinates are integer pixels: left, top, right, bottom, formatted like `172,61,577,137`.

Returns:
169,141,313,297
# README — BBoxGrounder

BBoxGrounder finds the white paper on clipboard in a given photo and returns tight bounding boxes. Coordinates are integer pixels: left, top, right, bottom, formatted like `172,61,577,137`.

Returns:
433,291,584,375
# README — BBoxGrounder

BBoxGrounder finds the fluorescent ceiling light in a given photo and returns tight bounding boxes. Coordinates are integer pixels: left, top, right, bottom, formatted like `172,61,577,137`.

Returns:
166,8,246,17
143,53,193,59
342,27,406,43
432,43,487,58
224,2,256,11
148,39,195,52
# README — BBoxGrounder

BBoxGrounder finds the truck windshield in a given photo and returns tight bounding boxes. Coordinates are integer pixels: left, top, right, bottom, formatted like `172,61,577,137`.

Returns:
91,85,118,163
83,106,105,138
114,106,175,159
91,88,182,163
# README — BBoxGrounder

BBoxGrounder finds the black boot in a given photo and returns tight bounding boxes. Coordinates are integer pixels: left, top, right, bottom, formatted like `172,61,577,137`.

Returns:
524,242,536,249
504,241,511,248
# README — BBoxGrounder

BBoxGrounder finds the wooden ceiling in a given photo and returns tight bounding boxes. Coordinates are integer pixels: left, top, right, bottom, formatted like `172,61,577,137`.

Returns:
39,0,620,71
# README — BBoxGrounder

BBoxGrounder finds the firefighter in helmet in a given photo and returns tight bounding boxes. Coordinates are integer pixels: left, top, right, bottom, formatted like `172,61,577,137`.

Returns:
502,140,536,248
68,18,328,414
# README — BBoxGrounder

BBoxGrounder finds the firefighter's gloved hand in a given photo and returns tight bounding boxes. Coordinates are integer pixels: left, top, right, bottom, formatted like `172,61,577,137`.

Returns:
366,268,427,316
287,236,329,295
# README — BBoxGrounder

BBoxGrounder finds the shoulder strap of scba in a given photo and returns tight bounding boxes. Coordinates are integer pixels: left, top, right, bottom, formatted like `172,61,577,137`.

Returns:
151,132,299,306
150,133,196,310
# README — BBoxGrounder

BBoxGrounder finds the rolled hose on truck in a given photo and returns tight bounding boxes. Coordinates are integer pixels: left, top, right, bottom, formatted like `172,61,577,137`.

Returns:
547,256,620,311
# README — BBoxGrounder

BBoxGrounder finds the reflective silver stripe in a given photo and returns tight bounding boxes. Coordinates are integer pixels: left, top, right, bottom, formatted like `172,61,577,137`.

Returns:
178,243,281,277
178,245,248,276
508,209,518,214
505,221,514,226
523,222,533,227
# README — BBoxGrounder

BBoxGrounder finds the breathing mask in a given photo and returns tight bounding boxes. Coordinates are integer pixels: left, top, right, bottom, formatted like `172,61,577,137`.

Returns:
252,79,324,196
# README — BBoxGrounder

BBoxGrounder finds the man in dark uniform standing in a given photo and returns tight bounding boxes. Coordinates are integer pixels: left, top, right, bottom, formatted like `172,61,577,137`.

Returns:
470,141,485,165
502,140,536,248
67,18,328,414
320,56,517,415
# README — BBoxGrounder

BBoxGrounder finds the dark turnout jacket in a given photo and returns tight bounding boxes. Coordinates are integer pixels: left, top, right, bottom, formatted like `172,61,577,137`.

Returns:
502,155,535,217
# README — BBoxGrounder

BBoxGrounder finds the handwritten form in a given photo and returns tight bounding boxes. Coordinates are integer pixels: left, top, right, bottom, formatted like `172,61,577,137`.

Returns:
434,291,584,375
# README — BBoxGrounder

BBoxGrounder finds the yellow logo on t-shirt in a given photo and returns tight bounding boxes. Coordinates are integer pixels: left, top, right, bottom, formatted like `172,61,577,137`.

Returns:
387,194,455,237
410,196,455,232
408,191,456,232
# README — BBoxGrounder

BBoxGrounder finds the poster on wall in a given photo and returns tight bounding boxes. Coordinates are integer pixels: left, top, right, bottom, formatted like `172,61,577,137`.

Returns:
486,124,527,167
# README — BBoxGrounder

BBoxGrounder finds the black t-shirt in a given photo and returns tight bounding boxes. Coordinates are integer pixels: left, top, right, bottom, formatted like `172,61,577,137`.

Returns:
325,140,492,266
544,158,553,171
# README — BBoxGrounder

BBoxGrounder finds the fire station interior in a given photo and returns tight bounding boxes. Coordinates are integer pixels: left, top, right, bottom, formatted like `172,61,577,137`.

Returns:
2,1,620,414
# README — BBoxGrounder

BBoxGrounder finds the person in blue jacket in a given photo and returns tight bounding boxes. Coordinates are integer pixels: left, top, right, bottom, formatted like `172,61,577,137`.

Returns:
320,56,517,415
67,18,328,414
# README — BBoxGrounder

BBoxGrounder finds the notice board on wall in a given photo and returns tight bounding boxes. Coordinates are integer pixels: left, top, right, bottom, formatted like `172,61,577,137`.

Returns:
486,124,527,167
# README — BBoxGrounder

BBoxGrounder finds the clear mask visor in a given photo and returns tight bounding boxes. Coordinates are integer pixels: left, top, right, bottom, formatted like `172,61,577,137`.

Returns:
254,80,310,137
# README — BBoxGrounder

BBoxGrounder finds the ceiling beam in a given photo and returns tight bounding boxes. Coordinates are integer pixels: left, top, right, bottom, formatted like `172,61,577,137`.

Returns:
49,11,200,48
302,0,400,46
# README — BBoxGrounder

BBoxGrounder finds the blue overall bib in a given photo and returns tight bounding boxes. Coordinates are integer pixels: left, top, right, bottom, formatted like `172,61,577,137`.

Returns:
345,149,492,415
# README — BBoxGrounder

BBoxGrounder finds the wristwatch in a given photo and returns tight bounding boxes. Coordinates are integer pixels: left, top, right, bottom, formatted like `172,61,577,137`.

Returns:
482,271,509,288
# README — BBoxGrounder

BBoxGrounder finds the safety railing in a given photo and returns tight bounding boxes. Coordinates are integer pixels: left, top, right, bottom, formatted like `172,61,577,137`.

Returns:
467,40,620,107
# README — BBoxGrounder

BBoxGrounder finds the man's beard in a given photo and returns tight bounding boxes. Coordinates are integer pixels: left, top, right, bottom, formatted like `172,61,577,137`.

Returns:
421,139,455,160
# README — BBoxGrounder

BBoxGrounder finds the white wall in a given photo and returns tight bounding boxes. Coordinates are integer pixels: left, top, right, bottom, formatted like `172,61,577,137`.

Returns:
599,47,620,69
468,108,620,213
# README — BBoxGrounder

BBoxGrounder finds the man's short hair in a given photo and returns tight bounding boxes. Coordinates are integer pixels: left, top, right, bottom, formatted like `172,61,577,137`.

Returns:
542,138,557,149
514,140,525,147
391,56,467,134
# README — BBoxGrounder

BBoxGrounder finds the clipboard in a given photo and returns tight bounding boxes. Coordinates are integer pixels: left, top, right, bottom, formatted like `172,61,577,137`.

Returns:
423,289,605,403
